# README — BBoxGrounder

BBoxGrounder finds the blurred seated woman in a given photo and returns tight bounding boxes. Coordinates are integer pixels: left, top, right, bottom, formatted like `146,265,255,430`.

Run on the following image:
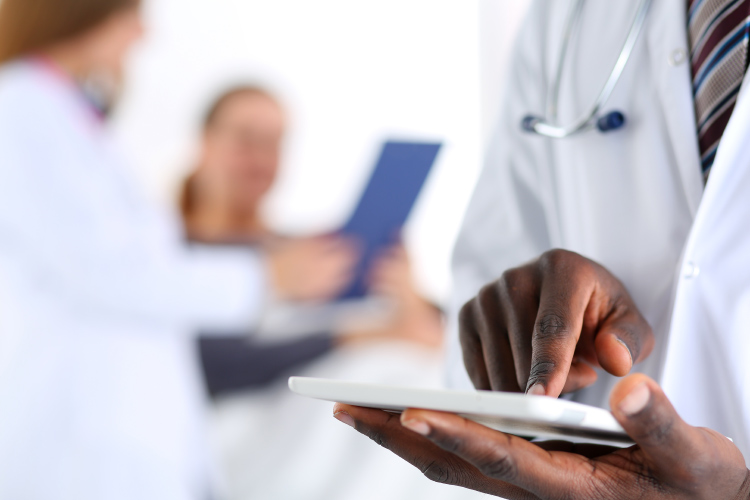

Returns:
180,86,444,398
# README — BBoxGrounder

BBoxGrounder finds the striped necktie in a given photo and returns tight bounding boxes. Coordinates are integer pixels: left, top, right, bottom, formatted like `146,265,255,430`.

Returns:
688,0,750,181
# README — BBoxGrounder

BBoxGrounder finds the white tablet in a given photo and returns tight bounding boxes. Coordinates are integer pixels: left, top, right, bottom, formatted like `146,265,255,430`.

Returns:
289,377,633,446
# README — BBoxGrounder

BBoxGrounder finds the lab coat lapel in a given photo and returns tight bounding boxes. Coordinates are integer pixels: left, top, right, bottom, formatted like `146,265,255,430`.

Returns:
646,0,704,216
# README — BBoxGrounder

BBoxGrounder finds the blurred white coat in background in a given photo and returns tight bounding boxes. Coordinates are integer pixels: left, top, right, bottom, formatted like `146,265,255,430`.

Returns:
108,1,529,499
0,60,266,500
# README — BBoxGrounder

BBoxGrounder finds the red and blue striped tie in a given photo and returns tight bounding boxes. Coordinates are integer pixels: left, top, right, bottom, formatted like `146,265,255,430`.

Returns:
688,0,750,181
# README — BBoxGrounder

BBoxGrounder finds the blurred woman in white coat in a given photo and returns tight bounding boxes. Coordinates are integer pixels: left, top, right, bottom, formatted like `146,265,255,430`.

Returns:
0,1,356,499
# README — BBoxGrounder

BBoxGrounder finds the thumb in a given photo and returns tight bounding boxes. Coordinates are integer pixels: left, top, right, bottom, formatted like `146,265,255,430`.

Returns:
594,309,655,378
609,374,700,470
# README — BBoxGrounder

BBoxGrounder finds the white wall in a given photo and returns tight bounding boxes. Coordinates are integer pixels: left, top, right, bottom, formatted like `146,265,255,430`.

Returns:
112,0,530,304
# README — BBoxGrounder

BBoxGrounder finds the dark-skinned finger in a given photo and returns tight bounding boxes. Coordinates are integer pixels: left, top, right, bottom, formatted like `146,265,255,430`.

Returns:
570,259,654,377
400,408,597,500
495,266,541,390
458,301,492,390
593,307,654,377
527,251,596,397
461,294,520,392
608,376,750,499
474,285,522,392
609,375,711,482
333,404,536,498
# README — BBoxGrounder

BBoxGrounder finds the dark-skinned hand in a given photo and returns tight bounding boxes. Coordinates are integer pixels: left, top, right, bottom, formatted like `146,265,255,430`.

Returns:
460,249,655,396
334,374,750,500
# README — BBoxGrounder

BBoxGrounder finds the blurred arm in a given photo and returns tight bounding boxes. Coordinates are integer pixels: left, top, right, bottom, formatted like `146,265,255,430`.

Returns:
0,99,266,331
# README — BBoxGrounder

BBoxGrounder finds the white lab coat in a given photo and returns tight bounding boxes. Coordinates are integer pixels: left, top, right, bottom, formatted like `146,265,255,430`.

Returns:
448,0,750,465
0,60,267,499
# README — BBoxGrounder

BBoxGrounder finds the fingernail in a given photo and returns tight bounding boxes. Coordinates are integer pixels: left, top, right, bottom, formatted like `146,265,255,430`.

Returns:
617,338,634,368
527,384,546,396
401,417,431,436
618,381,650,416
334,411,355,429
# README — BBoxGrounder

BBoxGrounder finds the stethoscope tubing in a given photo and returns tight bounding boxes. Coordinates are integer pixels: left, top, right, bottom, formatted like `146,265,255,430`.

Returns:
523,0,653,138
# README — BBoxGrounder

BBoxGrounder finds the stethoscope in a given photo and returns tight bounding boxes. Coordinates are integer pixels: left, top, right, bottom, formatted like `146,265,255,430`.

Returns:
521,0,653,139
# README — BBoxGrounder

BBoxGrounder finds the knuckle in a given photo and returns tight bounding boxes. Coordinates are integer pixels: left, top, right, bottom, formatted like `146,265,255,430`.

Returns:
539,248,576,271
539,249,594,283
535,310,571,339
468,284,506,336
421,460,454,485
420,456,473,487
630,412,675,446
431,432,464,456
498,268,524,292
474,447,518,481
477,283,500,311
606,293,630,316
497,267,538,305
358,413,400,451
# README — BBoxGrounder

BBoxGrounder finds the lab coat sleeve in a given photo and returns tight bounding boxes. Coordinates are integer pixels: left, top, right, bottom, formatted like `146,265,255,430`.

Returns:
446,1,557,389
0,89,266,332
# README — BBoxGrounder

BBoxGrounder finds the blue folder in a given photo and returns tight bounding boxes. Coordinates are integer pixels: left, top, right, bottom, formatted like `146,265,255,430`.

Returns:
338,141,442,299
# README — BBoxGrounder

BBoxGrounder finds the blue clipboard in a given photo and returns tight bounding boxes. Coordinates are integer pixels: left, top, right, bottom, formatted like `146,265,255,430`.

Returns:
338,141,442,300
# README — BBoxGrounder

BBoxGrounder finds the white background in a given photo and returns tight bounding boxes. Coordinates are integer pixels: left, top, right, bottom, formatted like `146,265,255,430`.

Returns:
112,0,531,304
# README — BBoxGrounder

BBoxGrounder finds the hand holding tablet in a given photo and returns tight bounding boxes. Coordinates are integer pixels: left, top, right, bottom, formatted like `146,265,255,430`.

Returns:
289,376,632,445
311,375,750,500
288,249,750,499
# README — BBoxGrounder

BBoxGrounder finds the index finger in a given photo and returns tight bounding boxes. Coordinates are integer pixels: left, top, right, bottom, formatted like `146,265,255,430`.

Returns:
527,256,595,397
